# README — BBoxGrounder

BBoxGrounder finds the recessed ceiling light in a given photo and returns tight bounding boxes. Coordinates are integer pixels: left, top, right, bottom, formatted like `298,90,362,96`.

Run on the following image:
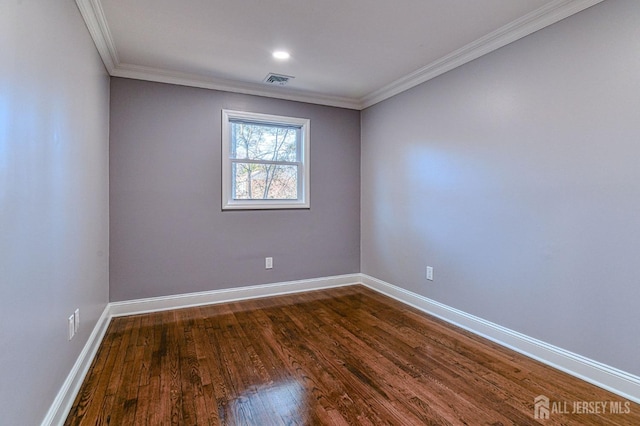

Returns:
273,50,290,60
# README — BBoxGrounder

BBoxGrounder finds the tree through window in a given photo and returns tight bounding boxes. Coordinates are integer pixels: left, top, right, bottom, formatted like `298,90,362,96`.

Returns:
222,110,310,210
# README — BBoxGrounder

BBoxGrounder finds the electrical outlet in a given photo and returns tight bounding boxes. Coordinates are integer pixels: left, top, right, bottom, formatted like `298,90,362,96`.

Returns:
265,257,273,269
68,314,75,340
74,308,80,333
426,266,434,281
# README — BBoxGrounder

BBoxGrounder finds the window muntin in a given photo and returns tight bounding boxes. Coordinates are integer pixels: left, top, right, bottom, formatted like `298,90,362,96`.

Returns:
222,110,310,209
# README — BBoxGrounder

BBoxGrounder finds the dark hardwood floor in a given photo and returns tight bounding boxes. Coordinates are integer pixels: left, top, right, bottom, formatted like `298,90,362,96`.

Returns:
66,285,639,425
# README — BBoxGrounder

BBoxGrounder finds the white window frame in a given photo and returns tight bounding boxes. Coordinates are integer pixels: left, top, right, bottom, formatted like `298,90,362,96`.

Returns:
222,109,310,210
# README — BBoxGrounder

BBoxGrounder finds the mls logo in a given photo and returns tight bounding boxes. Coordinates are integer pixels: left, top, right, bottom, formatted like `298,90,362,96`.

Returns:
534,395,550,420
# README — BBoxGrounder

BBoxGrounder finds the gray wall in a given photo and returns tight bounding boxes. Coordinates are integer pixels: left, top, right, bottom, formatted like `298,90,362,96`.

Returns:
361,0,640,376
0,1,110,425
109,78,360,301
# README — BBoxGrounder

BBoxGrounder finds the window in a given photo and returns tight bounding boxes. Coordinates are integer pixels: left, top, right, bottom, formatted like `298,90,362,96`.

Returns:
222,110,310,210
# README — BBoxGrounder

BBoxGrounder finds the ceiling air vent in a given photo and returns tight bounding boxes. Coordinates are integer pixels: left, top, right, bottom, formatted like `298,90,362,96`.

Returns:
263,73,294,86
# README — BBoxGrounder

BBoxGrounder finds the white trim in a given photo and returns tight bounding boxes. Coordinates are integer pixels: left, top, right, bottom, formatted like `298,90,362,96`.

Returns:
112,63,362,110
41,304,111,426
43,272,640,424
221,110,311,210
359,274,640,404
75,0,118,73
360,0,603,108
42,274,359,424
76,0,603,110
109,274,360,317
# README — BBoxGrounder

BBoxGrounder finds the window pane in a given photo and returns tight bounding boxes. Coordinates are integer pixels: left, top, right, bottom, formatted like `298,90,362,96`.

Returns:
232,163,298,200
231,122,298,162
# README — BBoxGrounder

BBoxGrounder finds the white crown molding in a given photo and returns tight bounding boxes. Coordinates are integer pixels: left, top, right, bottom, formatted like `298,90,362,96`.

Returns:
77,0,602,110
359,274,640,404
111,63,363,110
359,0,604,108
75,0,118,73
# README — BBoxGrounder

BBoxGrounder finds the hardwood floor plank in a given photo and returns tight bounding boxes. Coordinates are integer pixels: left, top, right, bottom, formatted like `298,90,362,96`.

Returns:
238,301,345,425
247,300,358,424
131,314,154,425
258,298,394,424
178,320,206,425
111,316,144,426
149,311,170,425
66,285,640,425
64,320,118,426
278,298,428,424
66,317,130,425
331,302,525,422
293,293,516,425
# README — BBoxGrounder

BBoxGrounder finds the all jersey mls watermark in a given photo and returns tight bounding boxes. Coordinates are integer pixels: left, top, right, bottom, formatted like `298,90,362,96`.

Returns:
534,395,632,420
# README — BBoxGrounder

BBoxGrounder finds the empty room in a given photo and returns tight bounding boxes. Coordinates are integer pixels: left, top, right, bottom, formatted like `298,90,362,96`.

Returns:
2,0,640,424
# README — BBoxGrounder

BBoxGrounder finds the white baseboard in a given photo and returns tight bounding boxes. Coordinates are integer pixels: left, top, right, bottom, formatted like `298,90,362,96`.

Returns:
44,272,640,425
109,273,361,317
41,304,112,426
359,274,640,404
42,274,360,425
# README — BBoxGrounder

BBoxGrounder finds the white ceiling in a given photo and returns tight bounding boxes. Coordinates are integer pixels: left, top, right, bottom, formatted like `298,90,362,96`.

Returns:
77,0,602,109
